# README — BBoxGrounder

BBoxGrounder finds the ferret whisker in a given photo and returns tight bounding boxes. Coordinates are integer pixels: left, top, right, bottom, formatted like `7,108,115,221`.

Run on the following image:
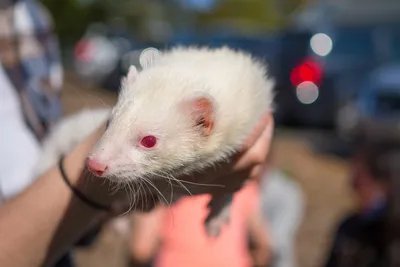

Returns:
142,180,149,211
156,170,223,188
147,171,169,205
169,177,174,206
121,187,132,216
170,177,223,188
142,179,157,210
158,171,192,196
140,177,170,208
119,180,132,214
163,175,224,192
140,180,147,212
125,181,138,215
152,171,193,197
131,180,141,212
151,170,175,205
167,174,193,196
126,182,135,210
137,180,143,212
109,180,123,195
161,173,174,206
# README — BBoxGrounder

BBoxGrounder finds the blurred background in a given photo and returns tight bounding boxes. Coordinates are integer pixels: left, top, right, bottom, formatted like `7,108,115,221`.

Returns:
35,0,400,266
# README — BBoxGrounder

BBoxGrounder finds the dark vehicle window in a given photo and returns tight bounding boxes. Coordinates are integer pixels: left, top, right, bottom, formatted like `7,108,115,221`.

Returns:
329,24,400,61
376,91,400,114
209,37,279,72
329,27,375,59
392,31,400,61
275,30,312,80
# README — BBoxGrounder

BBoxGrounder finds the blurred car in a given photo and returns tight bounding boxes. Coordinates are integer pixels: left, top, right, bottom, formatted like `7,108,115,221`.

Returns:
336,64,400,142
73,22,146,92
273,25,385,128
168,31,279,68
274,1,400,128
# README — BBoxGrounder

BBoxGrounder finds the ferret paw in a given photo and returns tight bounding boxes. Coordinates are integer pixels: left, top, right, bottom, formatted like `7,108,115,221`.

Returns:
205,218,224,237
204,204,231,237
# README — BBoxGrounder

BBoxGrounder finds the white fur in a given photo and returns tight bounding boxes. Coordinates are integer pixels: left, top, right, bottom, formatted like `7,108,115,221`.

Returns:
91,46,275,181
35,108,111,176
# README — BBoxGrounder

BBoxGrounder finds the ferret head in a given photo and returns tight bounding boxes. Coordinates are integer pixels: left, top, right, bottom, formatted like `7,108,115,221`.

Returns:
86,65,217,182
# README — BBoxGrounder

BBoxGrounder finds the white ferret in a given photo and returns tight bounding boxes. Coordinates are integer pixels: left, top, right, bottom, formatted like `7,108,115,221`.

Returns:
87,46,275,236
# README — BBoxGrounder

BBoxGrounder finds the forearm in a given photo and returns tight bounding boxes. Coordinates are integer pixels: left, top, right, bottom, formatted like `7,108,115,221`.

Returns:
0,127,110,267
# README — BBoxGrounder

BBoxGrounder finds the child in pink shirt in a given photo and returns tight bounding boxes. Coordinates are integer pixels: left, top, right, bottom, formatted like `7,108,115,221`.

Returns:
129,181,271,267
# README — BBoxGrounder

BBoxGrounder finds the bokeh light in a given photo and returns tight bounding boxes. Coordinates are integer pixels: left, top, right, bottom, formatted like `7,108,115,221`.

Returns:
296,81,319,104
310,33,333,57
290,60,323,87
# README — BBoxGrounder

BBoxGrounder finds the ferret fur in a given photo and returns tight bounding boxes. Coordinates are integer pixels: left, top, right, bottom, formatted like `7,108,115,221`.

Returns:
89,46,275,236
35,108,111,176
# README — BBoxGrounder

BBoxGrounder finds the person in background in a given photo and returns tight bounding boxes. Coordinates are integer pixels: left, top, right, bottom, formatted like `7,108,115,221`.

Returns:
258,162,304,267
324,139,400,267
128,180,273,267
0,1,99,266
0,0,62,206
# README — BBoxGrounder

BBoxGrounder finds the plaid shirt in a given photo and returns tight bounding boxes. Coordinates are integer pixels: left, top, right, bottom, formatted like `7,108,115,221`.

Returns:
0,0,63,141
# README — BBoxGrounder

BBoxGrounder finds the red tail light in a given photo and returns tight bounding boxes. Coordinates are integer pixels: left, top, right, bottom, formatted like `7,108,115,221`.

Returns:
290,59,322,87
74,39,93,62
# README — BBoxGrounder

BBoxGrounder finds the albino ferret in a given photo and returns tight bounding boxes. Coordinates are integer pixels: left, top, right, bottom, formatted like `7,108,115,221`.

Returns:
87,46,274,236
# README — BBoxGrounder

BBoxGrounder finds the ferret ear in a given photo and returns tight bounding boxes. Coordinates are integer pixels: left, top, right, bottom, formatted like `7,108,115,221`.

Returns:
182,95,215,136
120,65,138,89
127,65,138,83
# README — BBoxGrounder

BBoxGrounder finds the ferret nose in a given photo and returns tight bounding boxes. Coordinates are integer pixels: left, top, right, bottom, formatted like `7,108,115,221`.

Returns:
87,158,108,176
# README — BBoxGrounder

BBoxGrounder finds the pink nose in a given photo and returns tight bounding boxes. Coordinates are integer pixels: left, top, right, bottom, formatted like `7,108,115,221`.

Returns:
87,158,108,176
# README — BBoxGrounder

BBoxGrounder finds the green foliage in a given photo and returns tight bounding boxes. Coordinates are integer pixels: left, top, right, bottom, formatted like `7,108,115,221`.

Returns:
196,0,306,33
41,0,108,49
40,0,306,48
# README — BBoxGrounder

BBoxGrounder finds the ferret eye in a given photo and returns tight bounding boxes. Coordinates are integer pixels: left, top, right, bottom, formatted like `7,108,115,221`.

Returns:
140,135,157,148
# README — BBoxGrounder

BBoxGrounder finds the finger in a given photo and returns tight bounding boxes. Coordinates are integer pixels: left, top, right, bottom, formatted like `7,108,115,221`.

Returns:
241,111,273,151
249,164,263,180
233,115,274,171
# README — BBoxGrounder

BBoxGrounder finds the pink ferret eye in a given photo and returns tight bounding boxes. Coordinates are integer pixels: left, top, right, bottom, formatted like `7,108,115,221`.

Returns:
140,135,157,148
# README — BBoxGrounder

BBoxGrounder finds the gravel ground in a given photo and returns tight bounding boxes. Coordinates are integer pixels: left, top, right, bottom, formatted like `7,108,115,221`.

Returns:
62,74,355,267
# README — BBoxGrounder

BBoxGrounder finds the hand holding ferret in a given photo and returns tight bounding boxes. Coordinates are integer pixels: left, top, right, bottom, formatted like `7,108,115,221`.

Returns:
85,111,273,217
67,110,273,217
68,47,275,235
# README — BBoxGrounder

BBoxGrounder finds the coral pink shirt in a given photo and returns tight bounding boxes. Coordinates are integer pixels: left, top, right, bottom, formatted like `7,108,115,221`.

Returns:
154,181,259,267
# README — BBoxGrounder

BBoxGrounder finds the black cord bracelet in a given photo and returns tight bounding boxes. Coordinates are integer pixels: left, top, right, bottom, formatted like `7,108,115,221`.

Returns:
58,154,111,212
